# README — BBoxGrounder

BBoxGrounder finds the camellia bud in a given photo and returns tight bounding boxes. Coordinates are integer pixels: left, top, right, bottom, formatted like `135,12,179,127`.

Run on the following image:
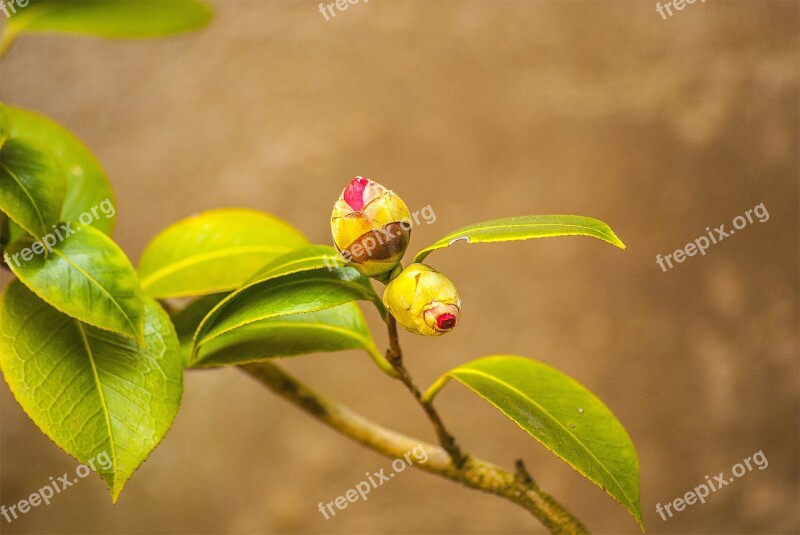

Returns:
331,177,412,277
383,263,461,336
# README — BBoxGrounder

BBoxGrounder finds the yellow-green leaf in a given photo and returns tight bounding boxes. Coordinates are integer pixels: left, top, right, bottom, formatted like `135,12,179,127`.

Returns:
0,103,10,149
425,355,643,531
138,209,308,299
3,0,212,52
0,137,66,239
0,281,183,502
415,215,626,263
6,106,116,236
5,226,145,343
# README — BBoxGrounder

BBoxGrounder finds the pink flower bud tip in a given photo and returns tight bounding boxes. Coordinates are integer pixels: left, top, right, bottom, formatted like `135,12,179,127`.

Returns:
343,177,370,211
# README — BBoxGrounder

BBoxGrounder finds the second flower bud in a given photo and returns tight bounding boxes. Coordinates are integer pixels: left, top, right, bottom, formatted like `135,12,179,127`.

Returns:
383,263,461,336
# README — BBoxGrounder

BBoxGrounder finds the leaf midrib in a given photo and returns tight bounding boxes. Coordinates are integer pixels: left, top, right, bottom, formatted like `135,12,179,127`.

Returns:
75,320,118,493
52,248,138,337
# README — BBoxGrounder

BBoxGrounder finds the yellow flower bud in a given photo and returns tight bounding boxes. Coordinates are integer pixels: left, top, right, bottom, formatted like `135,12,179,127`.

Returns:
331,177,412,277
383,263,461,336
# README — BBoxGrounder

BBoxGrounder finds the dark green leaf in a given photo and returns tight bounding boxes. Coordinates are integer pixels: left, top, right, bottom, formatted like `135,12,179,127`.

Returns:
192,267,384,359
173,293,229,348
189,303,382,368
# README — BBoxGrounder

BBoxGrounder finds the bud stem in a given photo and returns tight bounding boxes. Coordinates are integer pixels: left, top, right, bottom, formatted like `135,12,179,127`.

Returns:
385,313,466,467
372,263,403,285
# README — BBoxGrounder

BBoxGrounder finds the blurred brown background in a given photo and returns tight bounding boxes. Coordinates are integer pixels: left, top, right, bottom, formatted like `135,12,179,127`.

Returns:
1,1,798,533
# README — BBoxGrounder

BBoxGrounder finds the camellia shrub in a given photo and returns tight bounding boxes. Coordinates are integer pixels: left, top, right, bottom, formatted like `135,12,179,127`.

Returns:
0,3,642,534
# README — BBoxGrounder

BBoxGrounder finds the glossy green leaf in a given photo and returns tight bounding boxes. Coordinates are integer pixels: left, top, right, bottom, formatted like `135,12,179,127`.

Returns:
7,106,116,235
192,267,384,359
173,269,392,374
0,138,66,239
189,303,382,368
219,244,384,319
138,208,308,299
3,0,211,48
246,244,342,283
0,281,183,502
425,355,643,530
415,215,626,263
173,293,229,349
242,246,385,320
5,226,145,343
0,103,10,149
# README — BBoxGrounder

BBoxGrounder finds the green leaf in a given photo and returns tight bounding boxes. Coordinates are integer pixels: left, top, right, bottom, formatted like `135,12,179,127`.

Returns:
0,138,66,239
138,208,308,299
192,267,384,359
6,106,116,235
0,103,10,149
414,215,626,263
4,0,211,47
425,355,643,531
242,246,386,320
0,212,9,248
0,281,183,502
189,303,382,369
7,219,26,245
173,293,229,349
246,244,342,283
5,226,145,344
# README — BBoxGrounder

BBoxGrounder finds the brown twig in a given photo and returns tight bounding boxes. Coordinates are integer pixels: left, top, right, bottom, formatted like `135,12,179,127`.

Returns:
240,362,588,534
384,314,466,467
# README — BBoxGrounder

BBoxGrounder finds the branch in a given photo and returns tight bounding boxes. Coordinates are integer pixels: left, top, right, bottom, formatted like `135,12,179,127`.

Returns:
240,362,588,535
384,314,465,466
